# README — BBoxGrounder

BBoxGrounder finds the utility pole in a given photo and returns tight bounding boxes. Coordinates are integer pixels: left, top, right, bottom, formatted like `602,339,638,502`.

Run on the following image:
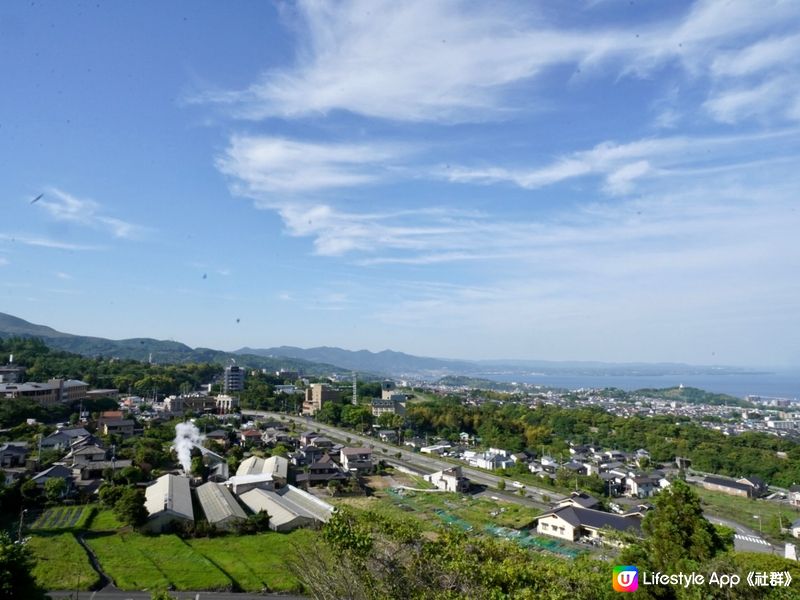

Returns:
352,372,357,405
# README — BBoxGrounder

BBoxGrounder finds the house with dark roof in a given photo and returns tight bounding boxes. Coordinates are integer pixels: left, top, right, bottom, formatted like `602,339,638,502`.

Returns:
557,491,601,510
702,476,762,498
0,442,28,468
296,454,349,487
535,505,642,545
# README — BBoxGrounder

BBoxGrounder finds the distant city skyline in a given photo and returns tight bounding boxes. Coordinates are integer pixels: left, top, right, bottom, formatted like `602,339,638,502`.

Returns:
1,1,799,367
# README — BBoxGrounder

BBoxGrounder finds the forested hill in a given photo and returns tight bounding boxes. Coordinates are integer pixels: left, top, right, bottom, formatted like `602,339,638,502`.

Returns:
0,313,348,375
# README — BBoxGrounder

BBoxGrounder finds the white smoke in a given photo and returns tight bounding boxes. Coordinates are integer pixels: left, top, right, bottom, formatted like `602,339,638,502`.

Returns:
173,422,204,474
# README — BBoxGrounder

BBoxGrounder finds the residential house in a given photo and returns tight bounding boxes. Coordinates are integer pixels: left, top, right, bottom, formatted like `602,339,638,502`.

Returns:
424,467,470,493
239,429,263,446
101,419,134,438
299,431,319,446
31,464,73,489
0,442,27,468
626,475,659,498
557,491,601,510
340,448,373,474
143,474,194,533
474,451,514,471
791,518,800,540
789,485,800,507
196,482,247,530
40,428,91,451
536,505,642,545
295,453,350,487
205,430,230,448
376,429,398,443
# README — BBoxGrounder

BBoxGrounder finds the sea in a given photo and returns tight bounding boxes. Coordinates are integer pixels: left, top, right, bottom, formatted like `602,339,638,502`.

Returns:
483,370,800,400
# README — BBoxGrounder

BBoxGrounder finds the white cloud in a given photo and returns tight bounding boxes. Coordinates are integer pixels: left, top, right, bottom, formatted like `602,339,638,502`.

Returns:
711,33,800,78
37,188,147,240
705,75,800,124
55,272,72,280
216,135,402,194
197,0,800,124
444,129,800,193
0,233,99,251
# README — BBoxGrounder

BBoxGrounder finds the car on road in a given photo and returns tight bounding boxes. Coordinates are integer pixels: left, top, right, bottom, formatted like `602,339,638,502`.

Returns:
512,481,524,488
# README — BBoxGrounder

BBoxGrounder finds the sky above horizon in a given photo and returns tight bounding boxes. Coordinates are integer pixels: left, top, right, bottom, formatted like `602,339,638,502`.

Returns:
1,1,799,367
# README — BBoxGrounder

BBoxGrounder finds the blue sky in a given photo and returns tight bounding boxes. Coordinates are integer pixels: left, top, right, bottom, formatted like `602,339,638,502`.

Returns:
1,0,799,367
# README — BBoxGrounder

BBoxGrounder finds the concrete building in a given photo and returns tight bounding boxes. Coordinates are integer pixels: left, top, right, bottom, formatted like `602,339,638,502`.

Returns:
144,474,194,533
302,384,339,416
196,482,247,530
216,394,239,413
0,379,88,407
223,365,244,394
370,396,406,417
380,380,397,400
0,359,25,383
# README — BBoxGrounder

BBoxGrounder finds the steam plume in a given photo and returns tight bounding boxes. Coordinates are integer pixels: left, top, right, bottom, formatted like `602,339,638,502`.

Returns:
173,422,204,473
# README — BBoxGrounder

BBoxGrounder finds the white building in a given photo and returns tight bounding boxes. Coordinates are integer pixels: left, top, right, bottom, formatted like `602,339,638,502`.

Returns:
424,466,470,493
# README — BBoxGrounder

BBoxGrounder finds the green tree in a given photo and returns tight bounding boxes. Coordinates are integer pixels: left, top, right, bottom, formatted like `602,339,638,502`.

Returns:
43,478,67,504
622,480,728,574
0,532,47,599
113,488,148,528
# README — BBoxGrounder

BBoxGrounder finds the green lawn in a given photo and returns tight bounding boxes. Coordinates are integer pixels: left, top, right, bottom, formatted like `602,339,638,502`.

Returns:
187,529,314,593
27,533,101,591
86,533,232,591
86,506,124,532
692,484,800,538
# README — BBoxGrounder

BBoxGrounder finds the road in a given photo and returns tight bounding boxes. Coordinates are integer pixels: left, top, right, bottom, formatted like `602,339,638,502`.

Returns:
705,515,779,555
244,410,780,554
48,589,305,600
244,410,562,509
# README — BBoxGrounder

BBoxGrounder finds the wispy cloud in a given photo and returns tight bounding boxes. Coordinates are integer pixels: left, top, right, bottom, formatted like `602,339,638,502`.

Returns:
216,135,404,194
55,272,72,280
0,234,99,251
443,129,800,194
196,0,800,124
37,188,148,239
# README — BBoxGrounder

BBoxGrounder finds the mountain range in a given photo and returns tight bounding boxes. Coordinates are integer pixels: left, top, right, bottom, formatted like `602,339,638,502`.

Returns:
0,312,763,381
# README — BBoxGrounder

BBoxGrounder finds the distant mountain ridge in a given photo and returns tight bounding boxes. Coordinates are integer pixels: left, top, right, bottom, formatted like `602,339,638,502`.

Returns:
237,345,479,377
0,312,349,376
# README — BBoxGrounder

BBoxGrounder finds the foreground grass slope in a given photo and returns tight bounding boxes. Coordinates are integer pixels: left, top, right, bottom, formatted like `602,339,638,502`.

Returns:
27,533,100,591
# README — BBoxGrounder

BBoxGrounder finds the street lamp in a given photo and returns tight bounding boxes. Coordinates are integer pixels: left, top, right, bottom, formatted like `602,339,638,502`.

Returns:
17,508,28,543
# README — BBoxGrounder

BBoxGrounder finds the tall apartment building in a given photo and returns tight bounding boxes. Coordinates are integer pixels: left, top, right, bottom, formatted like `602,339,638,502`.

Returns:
302,383,339,416
223,365,244,394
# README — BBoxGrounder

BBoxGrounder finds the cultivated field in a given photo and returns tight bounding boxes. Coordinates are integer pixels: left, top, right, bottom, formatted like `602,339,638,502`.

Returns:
31,505,94,531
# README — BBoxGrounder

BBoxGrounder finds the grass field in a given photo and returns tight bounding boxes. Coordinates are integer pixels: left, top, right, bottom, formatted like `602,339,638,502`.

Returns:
693,485,800,538
27,533,101,591
31,505,95,531
86,507,124,532
187,530,313,593
86,530,313,592
87,533,232,591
